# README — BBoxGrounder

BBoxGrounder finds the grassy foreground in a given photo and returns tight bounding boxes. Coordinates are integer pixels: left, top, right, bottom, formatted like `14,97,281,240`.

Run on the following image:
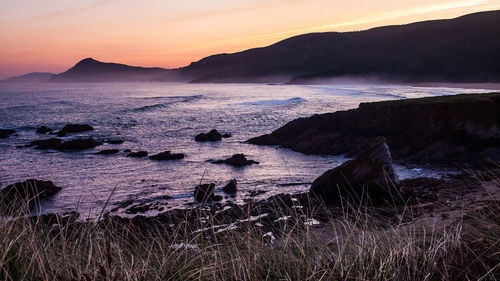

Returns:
1,188,500,280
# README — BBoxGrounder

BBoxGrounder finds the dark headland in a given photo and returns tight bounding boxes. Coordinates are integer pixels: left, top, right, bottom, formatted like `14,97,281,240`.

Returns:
248,92,500,165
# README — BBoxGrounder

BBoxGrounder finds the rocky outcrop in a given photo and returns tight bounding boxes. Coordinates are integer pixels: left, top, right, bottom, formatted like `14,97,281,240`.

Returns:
30,138,62,149
149,151,185,160
0,179,61,211
36,126,53,134
212,154,259,167
195,129,222,142
59,137,102,151
194,183,222,203
127,151,148,157
58,124,93,136
248,93,500,164
0,129,16,139
95,149,119,155
223,179,238,194
310,137,399,205
28,137,101,151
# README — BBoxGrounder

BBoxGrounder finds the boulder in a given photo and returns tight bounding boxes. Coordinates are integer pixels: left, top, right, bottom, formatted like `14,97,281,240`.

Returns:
0,129,16,139
58,124,93,136
30,138,62,150
212,154,259,167
149,151,185,160
310,137,399,205
222,133,232,138
127,151,148,157
0,179,61,211
95,149,119,155
195,129,222,142
36,126,53,134
223,179,238,194
194,183,222,202
58,137,102,151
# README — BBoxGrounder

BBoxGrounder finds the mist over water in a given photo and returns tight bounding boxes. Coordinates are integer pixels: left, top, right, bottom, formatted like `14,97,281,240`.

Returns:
0,82,490,217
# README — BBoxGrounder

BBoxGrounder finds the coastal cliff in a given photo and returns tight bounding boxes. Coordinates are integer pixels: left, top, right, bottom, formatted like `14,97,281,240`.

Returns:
248,93,500,163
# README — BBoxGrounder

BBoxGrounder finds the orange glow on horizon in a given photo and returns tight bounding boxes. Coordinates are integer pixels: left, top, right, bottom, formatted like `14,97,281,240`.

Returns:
1,0,499,79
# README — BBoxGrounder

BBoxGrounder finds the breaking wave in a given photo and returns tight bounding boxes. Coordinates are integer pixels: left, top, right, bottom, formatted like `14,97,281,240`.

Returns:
235,97,306,106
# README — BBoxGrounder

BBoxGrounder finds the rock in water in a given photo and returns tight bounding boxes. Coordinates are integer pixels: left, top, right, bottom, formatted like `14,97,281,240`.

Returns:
36,126,53,134
0,179,61,212
310,137,399,205
58,137,102,151
58,124,94,136
0,129,16,139
212,154,259,167
30,138,62,150
194,183,222,202
195,129,222,142
149,151,185,160
95,149,119,155
223,179,238,194
127,151,148,157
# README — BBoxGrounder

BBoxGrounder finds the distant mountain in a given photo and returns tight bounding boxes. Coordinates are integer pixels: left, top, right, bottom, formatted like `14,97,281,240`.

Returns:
50,58,181,82
179,10,500,83
49,10,500,84
1,72,54,83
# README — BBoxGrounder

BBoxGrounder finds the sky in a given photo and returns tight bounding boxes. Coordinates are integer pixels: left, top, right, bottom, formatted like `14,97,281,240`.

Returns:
1,0,500,79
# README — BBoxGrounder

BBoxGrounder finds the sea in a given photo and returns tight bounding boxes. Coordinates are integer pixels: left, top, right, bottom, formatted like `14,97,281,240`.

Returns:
0,82,491,217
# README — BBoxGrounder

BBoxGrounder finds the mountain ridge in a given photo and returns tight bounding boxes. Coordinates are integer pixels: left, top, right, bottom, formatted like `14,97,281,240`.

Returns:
12,9,500,84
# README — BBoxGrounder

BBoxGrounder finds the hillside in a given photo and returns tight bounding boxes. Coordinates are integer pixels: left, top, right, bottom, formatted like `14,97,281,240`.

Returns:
50,58,180,82
179,10,500,83
1,72,54,83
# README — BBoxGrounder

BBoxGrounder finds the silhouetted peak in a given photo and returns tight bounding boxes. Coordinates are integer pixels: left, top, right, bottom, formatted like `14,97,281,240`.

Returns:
76,58,100,66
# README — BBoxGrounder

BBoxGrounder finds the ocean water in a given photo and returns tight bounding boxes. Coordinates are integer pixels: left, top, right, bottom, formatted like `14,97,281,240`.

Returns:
0,82,490,217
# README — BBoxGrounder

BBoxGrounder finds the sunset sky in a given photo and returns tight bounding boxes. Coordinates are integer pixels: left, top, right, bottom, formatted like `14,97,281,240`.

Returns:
1,0,499,79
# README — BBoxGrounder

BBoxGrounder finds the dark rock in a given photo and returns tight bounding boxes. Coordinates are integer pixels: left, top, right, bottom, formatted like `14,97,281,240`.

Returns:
212,154,259,167
310,137,399,205
125,202,164,215
58,124,94,136
195,129,222,142
36,126,53,134
127,151,148,157
30,138,62,150
0,129,16,139
95,149,119,155
58,137,102,151
149,151,184,160
248,93,500,164
223,179,238,194
0,179,61,211
222,133,232,138
194,183,222,203
104,139,124,144
249,190,268,197
124,149,132,152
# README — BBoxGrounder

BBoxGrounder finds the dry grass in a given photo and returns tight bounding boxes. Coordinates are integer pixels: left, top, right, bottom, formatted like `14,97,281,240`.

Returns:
1,182,500,281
